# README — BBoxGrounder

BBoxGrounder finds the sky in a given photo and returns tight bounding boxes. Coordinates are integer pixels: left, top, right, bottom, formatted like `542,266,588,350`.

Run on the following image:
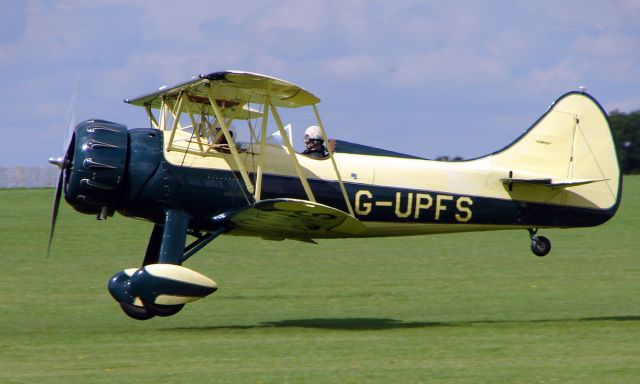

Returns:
1,0,640,166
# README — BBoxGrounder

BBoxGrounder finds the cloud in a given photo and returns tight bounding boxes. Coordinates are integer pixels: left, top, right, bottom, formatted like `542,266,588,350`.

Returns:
389,49,506,89
0,1,27,45
2,0,640,165
325,54,383,79
517,60,584,94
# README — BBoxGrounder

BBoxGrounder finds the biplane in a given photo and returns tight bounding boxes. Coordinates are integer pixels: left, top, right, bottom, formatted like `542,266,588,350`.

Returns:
48,70,621,320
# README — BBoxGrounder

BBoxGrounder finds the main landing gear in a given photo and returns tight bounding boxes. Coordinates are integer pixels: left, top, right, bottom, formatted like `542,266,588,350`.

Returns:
108,210,223,320
528,228,551,257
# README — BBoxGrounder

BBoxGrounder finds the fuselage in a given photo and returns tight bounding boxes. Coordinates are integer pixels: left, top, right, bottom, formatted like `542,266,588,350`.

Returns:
64,91,621,240
114,127,618,238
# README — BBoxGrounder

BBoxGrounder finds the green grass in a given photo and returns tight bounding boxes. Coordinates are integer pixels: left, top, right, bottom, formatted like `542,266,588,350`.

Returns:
1,177,639,383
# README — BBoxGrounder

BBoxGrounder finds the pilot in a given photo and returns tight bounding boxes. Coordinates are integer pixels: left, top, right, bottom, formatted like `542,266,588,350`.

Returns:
302,125,328,159
214,124,234,144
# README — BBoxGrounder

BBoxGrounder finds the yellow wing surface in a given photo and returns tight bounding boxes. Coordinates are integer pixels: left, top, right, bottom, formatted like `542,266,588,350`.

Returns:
227,199,365,240
124,70,320,116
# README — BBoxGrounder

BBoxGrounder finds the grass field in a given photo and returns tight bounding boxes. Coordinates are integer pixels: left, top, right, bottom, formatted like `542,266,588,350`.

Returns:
1,176,639,383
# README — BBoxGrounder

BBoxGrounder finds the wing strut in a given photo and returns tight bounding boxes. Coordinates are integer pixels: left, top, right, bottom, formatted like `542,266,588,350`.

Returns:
184,101,205,153
313,104,355,216
144,104,159,129
254,97,270,200
268,98,316,202
165,92,187,151
207,88,255,195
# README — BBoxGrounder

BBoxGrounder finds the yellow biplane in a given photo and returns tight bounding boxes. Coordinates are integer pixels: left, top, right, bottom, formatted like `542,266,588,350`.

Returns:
48,70,621,320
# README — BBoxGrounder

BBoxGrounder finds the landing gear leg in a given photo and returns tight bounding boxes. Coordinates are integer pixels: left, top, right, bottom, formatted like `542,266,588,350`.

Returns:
528,228,551,257
157,210,191,265
109,210,221,320
137,210,191,316
109,211,191,320
142,223,163,266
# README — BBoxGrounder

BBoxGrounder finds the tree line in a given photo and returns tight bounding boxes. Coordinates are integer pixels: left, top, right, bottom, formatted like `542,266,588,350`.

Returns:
609,110,640,174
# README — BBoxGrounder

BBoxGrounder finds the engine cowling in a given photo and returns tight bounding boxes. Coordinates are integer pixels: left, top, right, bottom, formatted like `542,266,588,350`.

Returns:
64,119,128,216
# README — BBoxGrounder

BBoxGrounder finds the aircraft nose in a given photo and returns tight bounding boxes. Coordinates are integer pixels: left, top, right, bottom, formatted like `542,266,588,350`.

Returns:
63,119,129,217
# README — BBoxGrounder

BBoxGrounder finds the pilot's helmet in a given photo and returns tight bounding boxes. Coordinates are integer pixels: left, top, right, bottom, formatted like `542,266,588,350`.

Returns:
304,125,323,141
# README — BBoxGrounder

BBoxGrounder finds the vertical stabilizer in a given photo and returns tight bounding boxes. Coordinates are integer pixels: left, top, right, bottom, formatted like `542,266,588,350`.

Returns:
491,92,621,215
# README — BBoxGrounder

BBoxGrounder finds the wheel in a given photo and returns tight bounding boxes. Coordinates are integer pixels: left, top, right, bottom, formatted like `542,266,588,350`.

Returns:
119,301,155,320
108,269,137,303
531,236,551,257
142,301,185,317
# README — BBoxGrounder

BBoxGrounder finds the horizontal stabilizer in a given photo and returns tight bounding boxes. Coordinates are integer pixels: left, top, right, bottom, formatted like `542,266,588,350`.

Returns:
226,198,365,239
501,177,609,188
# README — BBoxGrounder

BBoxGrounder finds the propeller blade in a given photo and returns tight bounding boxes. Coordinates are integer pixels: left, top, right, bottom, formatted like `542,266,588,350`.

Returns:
47,67,80,258
63,67,81,152
47,168,64,258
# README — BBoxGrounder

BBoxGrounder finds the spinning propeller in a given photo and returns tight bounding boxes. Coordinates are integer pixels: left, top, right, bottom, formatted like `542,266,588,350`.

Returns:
47,69,79,258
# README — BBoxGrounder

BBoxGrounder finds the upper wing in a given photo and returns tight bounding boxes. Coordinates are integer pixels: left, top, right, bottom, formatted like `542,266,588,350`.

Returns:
222,198,365,240
124,70,320,115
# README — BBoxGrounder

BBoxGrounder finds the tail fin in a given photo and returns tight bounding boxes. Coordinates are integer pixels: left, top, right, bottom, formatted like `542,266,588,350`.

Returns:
491,92,621,216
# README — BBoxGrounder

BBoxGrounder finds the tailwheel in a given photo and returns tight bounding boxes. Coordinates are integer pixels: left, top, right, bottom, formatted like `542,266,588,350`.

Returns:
528,228,551,257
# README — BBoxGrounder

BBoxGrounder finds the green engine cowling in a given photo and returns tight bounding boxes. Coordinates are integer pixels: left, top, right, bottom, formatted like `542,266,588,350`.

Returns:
64,119,128,217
